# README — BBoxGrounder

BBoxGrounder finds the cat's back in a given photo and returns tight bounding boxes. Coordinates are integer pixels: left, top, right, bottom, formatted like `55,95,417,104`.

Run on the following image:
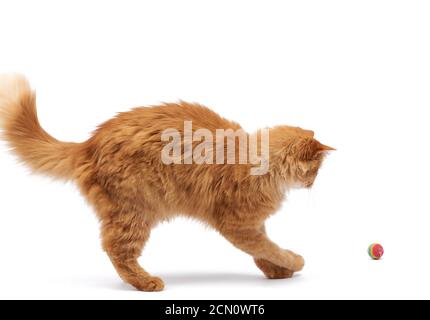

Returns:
85,101,243,167
137,101,242,133
94,101,241,139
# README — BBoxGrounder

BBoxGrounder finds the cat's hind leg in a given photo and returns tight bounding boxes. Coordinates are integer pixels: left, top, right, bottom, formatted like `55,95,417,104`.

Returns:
101,212,164,292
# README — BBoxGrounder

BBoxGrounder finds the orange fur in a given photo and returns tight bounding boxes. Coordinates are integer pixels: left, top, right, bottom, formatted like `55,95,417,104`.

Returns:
0,74,333,291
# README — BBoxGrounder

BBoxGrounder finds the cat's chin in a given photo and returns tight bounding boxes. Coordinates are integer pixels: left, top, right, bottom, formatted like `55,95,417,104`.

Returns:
285,180,315,190
304,182,314,189
286,181,306,190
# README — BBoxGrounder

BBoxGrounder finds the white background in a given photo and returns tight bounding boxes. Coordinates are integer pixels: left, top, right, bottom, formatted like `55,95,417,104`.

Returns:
0,0,429,300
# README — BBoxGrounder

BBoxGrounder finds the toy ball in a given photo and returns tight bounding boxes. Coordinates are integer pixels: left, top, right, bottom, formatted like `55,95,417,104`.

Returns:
368,243,384,260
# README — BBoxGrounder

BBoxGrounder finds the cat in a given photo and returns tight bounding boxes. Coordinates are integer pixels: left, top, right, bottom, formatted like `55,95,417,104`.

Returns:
0,74,334,291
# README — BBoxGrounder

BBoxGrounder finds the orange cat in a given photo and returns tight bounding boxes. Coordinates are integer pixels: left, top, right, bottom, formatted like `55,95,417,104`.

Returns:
0,74,333,291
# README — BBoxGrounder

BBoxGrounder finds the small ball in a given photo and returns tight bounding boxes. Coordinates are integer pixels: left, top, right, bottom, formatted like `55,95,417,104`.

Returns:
368,243,384,260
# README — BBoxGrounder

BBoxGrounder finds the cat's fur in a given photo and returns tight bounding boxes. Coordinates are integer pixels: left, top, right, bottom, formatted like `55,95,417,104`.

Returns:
0,74,333,291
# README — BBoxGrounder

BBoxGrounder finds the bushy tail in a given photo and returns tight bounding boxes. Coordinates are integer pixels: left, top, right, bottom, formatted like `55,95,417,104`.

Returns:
0,74,80,180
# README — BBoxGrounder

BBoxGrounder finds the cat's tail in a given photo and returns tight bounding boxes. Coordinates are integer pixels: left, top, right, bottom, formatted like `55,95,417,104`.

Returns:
0,74,81,180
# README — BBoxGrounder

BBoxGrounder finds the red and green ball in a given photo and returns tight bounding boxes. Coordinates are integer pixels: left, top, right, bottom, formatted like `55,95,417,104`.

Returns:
368,243,384,260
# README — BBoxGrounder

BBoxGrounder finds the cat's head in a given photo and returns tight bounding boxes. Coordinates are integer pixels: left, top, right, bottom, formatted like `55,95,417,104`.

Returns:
269,126,334,188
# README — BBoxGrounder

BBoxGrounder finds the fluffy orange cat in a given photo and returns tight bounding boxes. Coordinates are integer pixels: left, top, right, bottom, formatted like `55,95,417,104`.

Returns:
0,74,333,291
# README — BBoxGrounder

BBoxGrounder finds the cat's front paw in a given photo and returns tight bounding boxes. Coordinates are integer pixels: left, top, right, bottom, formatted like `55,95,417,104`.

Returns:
291,255,305,272
254,258,294,279
284,250,305,272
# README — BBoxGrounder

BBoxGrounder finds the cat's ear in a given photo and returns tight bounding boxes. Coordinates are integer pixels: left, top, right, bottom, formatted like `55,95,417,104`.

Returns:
318,142,336,152
295,138,335,161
